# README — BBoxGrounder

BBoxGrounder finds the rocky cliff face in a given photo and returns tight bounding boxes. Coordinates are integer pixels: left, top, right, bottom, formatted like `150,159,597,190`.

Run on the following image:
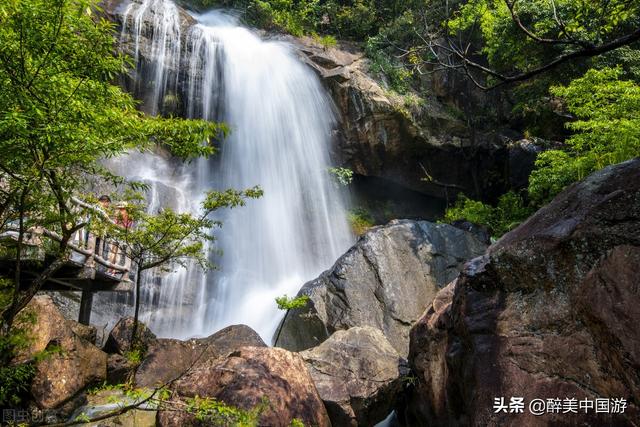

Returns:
294,36,535,201
405,158,640,426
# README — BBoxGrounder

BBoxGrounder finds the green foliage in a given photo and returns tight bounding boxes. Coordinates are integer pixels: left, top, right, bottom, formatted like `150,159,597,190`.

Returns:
275,294,309,310
445,67,640,237
124,348,144,366
447,0,640,76
186,0,409,40
186,395,267,426
530,67,640,203
252,0,320,36
0,309,53,407
312,33,337,49
366,37,412,94
439,0,640,122
321,0,378,39
401,373,418,387
87,381,125,395
74,413,91,423
1,307,36,358
328,167,353,186
444,196,493,229
444,192,532,238
0,278,14,315
0,362,36,406
290,419,305,427
347,207,374,236
87,381,169,403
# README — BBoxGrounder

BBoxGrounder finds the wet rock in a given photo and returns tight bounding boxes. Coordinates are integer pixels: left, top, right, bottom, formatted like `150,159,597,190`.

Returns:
507,138,546,190
103,317,157,355
405,280,457,424
12,296,107,409
169,346,331,427
31,338,106,409
300,326,409,426
274,220,486,355
406,159,640,426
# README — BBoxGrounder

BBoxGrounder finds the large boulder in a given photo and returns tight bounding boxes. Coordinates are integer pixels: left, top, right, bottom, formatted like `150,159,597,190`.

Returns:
12,296,107,409
103,316,157,355
161,346,331,427
135,324,265,388
134,338,212,388
67,320,97,345
405,279,458,425
274,220,487,355
199,323,266,356
300,326,409,426
406,159,640,426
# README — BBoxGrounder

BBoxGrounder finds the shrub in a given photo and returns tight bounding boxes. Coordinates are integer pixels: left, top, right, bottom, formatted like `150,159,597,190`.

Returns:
444,192,532,239
312,33,338,49
348,207,374,236
275,295,310,310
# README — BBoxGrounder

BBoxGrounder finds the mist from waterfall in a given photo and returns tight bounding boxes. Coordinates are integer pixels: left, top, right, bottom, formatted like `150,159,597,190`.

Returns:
111,0,352,342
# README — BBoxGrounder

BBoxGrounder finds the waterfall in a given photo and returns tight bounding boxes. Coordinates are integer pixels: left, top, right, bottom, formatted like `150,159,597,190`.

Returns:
111,0,353,342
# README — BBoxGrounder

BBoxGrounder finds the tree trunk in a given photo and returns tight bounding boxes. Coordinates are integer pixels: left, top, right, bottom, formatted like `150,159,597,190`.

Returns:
1,256,67,335
5,190,27,333
130,264,143,349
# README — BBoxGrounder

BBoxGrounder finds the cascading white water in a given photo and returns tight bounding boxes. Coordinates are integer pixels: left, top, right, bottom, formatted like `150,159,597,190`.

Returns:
120,0,181,115
114,0,352,342
187,12,353,339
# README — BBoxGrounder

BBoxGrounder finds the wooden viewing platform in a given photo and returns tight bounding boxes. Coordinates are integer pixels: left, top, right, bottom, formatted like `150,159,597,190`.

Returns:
0,225,134,325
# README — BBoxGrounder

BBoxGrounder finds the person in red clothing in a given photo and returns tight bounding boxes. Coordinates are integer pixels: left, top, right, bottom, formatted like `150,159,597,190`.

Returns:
114,201,133,230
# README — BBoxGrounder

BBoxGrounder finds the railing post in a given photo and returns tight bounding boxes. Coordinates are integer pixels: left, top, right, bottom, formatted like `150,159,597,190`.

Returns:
85,232,96,269
78,290,93,325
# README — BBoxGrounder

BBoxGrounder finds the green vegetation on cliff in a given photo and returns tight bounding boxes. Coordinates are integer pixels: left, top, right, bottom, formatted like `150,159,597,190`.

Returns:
446,67,640,237
529,67,640,204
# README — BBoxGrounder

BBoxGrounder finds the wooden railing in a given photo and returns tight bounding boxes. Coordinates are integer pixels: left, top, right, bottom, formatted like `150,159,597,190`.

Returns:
1,224,133,280
69,227,132,279
0,197,134,283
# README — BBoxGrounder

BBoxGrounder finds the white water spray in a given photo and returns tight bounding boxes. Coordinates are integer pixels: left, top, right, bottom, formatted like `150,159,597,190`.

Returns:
114,0,352,342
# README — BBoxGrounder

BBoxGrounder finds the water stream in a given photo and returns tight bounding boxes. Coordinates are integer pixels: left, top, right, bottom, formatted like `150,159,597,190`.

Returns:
105,0,352,342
